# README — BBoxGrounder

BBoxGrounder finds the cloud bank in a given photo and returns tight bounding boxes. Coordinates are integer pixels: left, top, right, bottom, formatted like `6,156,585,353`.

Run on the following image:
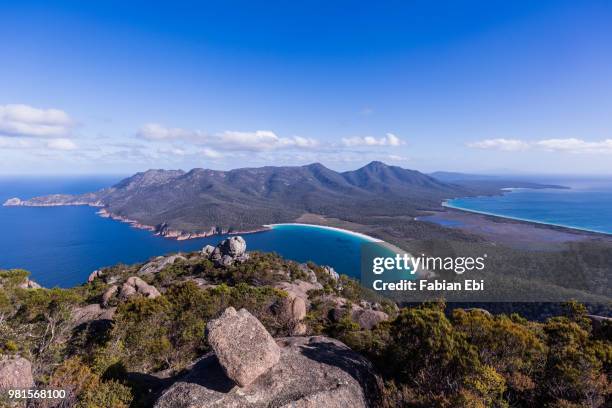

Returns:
469,138,612,154
341,133,403,147
0,104,74,138
137,124,319,152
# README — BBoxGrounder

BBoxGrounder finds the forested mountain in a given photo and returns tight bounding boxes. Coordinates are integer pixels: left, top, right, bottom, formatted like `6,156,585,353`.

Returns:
4,162,551,234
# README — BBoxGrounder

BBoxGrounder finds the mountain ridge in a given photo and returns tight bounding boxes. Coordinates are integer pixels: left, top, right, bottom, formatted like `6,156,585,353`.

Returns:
3,161,543,237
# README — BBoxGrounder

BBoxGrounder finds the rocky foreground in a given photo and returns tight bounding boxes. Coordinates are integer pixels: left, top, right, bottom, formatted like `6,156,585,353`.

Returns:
156,307,377,408
0,237,610,408
0,237,392,407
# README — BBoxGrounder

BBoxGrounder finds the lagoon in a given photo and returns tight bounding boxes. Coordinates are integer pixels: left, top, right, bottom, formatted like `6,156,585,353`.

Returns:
444,179,612,235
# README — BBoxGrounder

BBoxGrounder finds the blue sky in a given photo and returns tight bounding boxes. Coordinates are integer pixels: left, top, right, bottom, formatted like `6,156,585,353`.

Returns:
1,0,611,174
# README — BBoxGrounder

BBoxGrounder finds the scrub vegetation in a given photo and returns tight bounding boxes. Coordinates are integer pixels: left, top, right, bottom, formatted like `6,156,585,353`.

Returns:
0,251,610,407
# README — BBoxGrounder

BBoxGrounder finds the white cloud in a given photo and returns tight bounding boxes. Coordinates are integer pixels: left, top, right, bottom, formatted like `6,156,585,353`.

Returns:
535,138,612,153
467,138,530,151
0,104,74,137
202,147,222,158
47,138,78,150
137,123,202,141
0,136,34,149
216,130,319,151
468,137,612,154
341,133,404,147
137,124,320,152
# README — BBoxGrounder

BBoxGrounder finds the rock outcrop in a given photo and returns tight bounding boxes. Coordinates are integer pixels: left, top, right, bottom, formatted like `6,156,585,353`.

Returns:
206,307,280,387
100,277,161,307
323,265,340,281
139,255,187,275
273,280,322,335
87,269,103,282
120,276,161,300
17,278,42,289
155,309,376,408
72,303,116,326
0,356,34,390
327,296,389,330
203,236,250,267
102,285,119,307
201,245,215,257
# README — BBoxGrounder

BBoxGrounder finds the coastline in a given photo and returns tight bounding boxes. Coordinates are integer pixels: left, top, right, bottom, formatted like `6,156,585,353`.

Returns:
97,208,271,240
264,223,383,243
442,200,612,237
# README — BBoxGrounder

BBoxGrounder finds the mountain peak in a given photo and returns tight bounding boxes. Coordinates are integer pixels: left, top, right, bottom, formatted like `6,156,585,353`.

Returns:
362,161,389,170
304,162,328,170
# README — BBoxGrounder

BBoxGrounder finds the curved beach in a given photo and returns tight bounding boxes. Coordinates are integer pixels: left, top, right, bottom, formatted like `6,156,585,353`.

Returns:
264,223,384,243
442,200,612,236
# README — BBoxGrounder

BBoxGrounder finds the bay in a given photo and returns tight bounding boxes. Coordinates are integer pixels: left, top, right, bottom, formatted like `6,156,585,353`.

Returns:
444,178,612,235
0,176,373,287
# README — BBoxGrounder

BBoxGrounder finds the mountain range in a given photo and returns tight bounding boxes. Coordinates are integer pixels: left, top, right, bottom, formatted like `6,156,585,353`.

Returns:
3,161,558,236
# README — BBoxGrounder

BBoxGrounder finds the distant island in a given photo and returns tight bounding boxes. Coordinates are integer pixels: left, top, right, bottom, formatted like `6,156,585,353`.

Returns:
3,161,563,240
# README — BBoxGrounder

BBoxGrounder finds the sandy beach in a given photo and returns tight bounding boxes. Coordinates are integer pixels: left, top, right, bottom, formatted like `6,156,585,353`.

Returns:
264,223,384,243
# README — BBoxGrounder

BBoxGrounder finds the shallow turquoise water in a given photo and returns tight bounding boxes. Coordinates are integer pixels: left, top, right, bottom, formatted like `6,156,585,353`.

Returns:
445,181,612,235
0,177,375,287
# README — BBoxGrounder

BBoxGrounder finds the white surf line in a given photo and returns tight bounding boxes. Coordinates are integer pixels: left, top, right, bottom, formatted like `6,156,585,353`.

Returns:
263,223,383,242
442,201,612,236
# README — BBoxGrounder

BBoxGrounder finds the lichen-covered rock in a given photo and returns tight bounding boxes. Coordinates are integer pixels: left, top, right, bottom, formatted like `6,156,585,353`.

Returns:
116,277,161,302
208,236,249,266
72,303,116,326
219,236,247,257
0,356,34,390
206,307,280,387
154,336,376,408
139,255,187,275
353,309,389,330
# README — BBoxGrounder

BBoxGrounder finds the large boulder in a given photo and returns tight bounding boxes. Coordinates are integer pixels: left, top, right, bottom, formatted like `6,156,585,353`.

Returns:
154,336,376,408
218,236,247,258
72,303,116,326
208,236,249,266
0,356,34,390
119,276,161,299
206,307,280,387
353,309,389,330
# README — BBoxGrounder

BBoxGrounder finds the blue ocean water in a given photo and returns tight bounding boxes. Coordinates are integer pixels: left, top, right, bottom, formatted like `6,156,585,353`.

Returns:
445,179,612,235
0,177,372,287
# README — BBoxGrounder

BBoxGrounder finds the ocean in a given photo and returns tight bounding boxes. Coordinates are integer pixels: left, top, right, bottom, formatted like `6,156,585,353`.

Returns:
0,176,371,287
444,178,612,235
